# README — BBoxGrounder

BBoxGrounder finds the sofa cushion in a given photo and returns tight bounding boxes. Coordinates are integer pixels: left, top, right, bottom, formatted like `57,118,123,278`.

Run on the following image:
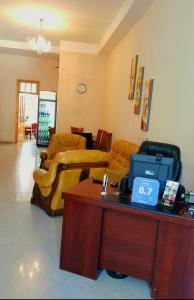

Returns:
47,133,86,160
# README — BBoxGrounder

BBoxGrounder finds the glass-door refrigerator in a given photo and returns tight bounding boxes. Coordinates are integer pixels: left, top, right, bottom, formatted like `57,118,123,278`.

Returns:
37,91,57,147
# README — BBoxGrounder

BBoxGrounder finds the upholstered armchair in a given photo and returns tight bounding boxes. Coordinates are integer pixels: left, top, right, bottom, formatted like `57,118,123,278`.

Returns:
92,140,139,183
40,133,86,170
31,150,109,216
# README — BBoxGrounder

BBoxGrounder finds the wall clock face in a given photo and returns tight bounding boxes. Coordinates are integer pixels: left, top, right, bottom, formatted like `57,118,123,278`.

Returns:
77,83,87,94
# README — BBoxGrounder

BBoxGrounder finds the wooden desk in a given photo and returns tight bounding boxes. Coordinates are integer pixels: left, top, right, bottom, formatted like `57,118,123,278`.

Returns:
60,178,194,299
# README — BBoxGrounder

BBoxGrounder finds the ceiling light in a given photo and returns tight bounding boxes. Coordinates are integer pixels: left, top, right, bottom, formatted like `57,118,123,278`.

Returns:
27,18,51,55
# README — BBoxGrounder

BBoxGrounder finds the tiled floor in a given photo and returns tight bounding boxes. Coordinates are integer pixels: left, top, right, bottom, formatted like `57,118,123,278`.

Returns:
0,140,151,299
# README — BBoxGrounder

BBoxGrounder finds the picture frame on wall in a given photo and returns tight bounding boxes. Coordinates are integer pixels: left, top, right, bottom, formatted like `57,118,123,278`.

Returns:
128,55,138,100
141,79,154,131
134,66,144,114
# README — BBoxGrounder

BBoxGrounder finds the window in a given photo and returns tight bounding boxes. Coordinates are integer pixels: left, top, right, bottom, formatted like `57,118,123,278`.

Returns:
39,91,56,100
19,81,38,94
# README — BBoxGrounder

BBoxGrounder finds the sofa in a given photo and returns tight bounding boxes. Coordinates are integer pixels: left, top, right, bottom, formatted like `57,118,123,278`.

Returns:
40,133,86,170
31,150,109,216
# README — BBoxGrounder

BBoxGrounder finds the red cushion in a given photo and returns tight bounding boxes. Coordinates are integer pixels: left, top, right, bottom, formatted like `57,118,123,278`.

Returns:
71,127,84,133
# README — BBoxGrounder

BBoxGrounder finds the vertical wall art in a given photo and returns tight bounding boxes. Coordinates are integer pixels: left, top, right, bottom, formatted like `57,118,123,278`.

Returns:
128,55,138,100
141,79,154,131
134,66,144,114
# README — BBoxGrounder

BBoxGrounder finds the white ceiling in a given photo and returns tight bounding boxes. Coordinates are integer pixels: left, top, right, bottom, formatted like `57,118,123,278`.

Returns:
0,0,153,55
0,0,125,45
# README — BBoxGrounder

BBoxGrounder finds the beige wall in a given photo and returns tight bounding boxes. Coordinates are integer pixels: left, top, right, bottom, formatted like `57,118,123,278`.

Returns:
57,51,107,135
0,52,59,142
103,0,194,190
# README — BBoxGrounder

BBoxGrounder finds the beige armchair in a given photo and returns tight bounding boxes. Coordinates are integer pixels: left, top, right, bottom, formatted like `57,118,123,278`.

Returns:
40,133,86,170
92,139,139,183
31,150,109,216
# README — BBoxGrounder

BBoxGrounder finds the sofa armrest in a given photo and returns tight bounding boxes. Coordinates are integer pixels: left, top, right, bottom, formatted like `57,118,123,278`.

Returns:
33,168,50,187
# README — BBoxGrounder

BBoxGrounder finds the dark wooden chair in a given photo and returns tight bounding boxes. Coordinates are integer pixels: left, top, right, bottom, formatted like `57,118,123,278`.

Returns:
48,127,56,140
93,129,112,152
25,126,32,139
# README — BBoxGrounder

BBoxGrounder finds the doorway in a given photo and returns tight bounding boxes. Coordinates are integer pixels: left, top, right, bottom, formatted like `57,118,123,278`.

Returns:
15,80,40,143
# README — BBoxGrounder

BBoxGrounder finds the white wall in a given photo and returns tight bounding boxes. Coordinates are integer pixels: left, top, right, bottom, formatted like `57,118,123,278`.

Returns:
0,52,59,142
57,51,107,134
103,0,194,190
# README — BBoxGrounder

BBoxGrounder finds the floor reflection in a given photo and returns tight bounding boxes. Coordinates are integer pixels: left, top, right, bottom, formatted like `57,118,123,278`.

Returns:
16,140,41,195
19,260,40,279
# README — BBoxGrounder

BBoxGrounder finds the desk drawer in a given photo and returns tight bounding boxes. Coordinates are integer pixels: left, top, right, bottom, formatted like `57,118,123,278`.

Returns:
99,209,157,281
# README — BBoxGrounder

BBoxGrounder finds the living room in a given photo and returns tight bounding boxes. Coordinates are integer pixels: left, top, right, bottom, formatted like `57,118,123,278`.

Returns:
0,0,194,299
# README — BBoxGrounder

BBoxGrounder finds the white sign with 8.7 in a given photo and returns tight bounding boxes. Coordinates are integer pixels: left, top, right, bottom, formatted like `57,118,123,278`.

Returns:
138,186,153,196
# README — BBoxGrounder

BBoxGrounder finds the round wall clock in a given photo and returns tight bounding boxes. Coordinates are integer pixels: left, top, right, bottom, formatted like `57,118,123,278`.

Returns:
76,83,87,94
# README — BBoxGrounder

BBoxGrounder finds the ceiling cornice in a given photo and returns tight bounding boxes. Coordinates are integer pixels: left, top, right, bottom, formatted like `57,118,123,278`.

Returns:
98,0,154,54
99,0,134,53
0,39,59,54
60,40,99,55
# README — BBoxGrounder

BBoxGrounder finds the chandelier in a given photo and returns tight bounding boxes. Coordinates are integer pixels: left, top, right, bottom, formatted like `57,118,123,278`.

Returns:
28,18,51,55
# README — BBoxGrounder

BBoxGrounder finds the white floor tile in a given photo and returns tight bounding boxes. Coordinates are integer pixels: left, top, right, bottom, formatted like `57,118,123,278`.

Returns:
0,140,151,299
